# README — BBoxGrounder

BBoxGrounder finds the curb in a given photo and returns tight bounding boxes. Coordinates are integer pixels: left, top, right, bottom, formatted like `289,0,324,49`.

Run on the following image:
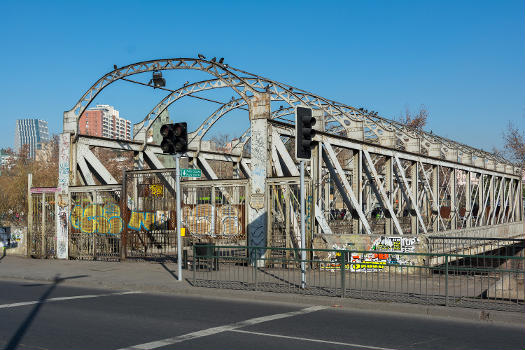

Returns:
1,272,523,328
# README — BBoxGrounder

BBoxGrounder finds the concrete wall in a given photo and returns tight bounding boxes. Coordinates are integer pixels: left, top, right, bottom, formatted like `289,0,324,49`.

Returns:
0,226,27,256
429,222,524,239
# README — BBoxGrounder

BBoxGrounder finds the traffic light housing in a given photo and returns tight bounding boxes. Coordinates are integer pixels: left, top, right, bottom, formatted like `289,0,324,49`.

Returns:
295,107,316,159
160,122,188,154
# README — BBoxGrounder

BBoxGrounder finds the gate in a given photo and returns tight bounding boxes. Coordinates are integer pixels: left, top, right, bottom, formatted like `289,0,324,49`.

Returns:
69,185,122,260
29,187,58,258
267,177,312,258
122,169,247,260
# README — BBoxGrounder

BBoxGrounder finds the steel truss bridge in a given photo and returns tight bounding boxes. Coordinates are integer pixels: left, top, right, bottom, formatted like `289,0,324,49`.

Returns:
51,57,523,260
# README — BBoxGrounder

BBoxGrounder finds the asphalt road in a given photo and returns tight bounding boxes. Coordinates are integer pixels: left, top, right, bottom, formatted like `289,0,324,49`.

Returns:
0,279,522,350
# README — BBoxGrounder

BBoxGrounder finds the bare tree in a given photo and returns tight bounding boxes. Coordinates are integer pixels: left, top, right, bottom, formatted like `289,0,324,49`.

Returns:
210,133,232,152
502,121,525,165
398,105,428,130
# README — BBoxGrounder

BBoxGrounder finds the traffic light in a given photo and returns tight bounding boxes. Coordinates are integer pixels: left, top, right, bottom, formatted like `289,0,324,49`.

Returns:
160,122,188,154
295,107,316,159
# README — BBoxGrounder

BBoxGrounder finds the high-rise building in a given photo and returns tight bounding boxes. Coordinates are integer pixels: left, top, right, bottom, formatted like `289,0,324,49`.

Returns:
79,105,131,140
14,119,50,159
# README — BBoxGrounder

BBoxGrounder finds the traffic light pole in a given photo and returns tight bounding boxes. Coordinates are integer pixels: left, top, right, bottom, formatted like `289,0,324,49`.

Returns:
300,160,306,289
175,153,182,281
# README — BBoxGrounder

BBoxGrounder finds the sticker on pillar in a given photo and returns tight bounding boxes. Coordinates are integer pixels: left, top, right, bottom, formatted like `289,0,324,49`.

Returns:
181,227,185,237
250,193,265,210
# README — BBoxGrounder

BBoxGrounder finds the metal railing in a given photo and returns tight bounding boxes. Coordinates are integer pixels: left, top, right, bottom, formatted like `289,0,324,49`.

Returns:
191,245,525,312
429,236,525,256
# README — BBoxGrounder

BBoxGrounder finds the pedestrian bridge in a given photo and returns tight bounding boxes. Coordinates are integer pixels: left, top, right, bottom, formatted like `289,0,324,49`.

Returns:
24,57,523,261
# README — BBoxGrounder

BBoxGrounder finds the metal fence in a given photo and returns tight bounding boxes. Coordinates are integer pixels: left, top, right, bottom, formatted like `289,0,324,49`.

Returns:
191,245,525,312
123,169,247,261
29,188,58,258
429,236,525,256
69,185,122,261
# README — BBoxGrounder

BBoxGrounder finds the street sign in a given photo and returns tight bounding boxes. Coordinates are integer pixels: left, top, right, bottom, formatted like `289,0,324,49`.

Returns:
180,168,201,178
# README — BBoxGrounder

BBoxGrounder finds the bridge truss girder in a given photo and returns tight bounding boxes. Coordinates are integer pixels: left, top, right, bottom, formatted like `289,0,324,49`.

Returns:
55,57,524,259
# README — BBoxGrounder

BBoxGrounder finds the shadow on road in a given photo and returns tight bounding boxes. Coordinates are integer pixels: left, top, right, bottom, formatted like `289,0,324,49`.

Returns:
159,262,179,281
4,274,88,350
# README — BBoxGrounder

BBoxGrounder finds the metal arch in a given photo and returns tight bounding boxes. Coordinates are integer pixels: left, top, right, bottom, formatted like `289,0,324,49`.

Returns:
232,68,512,166
65,58,263,134
136,79,355,146
67,56,514,169
133,78,231,141
233,64,515,166
188,97,250,145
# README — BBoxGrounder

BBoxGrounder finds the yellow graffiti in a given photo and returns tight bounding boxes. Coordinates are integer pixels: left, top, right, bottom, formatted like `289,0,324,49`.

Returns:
128,211,156,231
149,184,164,198
70,203,123,235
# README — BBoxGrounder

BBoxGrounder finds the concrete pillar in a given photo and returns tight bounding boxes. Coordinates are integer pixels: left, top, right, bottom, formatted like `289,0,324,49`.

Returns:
248,92,271,257
56,132,71,259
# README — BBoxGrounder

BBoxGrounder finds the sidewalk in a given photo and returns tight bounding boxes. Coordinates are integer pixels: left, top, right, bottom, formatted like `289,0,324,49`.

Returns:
0,255,523,327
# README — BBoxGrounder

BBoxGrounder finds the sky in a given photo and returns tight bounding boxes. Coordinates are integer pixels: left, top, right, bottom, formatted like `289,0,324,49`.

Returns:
0,0,523,153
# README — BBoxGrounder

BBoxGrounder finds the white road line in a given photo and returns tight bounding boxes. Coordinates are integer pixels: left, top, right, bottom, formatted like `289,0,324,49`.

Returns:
0,291,141,309
231,329,399,350
118,305,327,350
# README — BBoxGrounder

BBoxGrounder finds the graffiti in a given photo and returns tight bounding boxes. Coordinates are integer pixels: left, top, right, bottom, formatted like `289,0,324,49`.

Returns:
183,204,242,237
11,227,24,244
138,183,164,198
70,203,124,235
370,236,419,253
321,237,420,272
349,253,389,272
128,211,155,231
57,133,70,190
349,236,420,271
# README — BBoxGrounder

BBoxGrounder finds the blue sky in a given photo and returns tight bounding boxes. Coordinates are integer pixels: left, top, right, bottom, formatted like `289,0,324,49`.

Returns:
0,0,523,152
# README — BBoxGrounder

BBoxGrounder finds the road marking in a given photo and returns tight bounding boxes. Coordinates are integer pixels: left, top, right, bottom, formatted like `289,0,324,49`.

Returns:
0,291,141,309
231,329,399,350
118,305,327,350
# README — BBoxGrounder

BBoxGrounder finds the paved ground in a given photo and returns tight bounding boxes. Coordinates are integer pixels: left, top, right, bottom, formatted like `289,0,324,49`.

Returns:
1,256,524,325
0,279,523,350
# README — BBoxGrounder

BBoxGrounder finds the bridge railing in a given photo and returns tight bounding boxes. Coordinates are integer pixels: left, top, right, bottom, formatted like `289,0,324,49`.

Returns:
428,236,525,256
191,245,525,312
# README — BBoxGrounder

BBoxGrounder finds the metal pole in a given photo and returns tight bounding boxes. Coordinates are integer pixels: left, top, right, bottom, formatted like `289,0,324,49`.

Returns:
175,154,182,281
300,160,306,289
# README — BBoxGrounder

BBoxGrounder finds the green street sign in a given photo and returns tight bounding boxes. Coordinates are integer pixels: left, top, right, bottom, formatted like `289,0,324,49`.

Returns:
180,168,202,178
